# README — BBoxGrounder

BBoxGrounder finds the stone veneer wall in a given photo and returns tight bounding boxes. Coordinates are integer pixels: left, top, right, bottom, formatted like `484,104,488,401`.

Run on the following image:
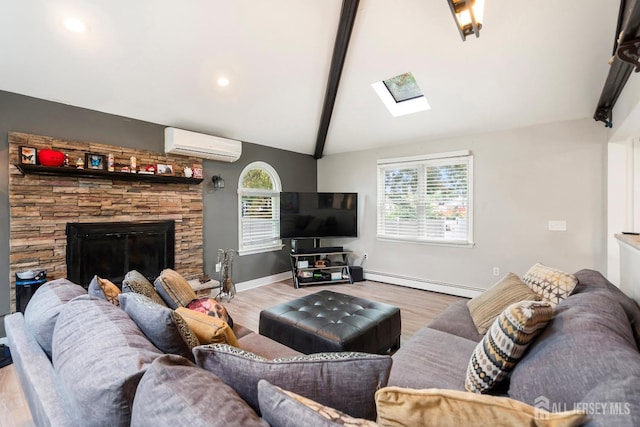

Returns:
8,132,204,311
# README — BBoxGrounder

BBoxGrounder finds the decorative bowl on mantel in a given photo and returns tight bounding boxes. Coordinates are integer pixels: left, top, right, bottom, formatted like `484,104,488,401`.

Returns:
38,149,65,167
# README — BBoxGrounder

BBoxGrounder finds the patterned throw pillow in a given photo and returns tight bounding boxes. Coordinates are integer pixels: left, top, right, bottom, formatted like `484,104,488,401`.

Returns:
375,387,587,427
122,270,167,307
175,307,239,347
467,273,541,334
257,380,378,427
465,300,553,393
153,269,197,309
193,344,392,420
522,263,578,306
186,297,233,328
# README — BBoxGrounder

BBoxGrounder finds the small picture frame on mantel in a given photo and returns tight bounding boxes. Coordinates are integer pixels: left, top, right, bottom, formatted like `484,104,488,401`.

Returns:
19,146,37,165
156,164,175,176
85,153,106,170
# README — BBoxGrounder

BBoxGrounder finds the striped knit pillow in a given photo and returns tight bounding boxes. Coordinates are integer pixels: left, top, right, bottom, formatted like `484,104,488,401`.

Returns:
465,300,553,394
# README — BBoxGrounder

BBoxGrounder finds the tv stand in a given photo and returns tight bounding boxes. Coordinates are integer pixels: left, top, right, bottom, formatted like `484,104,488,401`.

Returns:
289,248,353,289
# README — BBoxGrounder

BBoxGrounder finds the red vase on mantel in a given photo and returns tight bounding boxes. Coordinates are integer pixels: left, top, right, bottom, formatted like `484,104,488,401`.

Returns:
38,149,65,167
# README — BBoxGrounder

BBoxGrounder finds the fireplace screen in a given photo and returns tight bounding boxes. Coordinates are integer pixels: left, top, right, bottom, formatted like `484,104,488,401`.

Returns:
66,220,175,287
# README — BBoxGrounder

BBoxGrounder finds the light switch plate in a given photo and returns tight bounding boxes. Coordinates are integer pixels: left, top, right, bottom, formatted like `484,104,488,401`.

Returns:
548,220,567,231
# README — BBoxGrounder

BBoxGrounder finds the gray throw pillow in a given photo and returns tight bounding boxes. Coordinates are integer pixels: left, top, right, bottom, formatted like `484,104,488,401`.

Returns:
52,296,163,426
193,344,392,420
87,275,105,300
23,278,87,358
118,293,199,361
131,354,267,427
257,380,378,427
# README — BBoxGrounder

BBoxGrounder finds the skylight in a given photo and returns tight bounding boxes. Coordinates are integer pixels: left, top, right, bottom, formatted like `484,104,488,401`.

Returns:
372,72,430,117
383,73,423,102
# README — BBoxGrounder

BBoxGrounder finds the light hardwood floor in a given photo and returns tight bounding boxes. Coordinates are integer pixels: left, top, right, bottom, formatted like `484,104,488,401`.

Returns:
0,279,465,427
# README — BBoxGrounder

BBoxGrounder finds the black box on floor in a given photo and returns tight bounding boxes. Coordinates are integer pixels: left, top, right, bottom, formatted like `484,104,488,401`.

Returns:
350,266,364,282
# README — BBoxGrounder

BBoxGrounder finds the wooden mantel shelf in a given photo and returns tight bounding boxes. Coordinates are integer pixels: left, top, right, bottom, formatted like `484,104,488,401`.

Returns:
14,163,204,184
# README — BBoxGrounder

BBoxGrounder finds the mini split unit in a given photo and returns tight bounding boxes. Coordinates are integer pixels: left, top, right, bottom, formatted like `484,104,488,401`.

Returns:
164,127,242,162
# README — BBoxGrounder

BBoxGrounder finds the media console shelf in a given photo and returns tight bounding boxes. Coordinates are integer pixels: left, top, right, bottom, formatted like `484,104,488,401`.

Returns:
14,164,203,184
289,249,353,289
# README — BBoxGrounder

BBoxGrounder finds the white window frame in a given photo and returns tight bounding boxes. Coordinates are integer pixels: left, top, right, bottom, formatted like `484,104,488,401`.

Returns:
237,161,284,256
377,150,474,247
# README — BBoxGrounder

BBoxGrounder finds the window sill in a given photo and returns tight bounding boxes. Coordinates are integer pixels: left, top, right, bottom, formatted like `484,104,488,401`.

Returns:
238,243,284,256
377,236,475,248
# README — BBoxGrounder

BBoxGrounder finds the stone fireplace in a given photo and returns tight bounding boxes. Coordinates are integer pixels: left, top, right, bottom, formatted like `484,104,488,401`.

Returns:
8,132,204,311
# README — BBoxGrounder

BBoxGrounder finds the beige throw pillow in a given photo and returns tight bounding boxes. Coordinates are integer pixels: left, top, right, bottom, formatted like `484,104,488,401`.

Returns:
467,272,541,334
375,387,587,427
522,263,578,306
97,277,121,306
154,268,197,308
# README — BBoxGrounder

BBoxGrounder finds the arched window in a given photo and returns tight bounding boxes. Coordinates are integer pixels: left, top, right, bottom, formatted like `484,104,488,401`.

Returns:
237,161,283,255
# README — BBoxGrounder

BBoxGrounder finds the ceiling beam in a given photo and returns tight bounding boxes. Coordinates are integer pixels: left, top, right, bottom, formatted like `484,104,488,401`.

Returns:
593,0,640,127
313,0,360,160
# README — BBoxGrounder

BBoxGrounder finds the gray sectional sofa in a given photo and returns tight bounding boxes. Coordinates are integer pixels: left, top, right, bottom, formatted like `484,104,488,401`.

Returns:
5,269,640,426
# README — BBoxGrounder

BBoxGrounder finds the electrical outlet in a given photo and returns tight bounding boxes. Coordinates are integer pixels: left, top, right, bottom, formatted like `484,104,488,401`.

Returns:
363,253,368,259
492,267,500,276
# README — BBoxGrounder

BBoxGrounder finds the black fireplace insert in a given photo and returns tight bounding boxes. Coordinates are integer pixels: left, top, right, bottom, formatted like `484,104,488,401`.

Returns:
66,220,175,287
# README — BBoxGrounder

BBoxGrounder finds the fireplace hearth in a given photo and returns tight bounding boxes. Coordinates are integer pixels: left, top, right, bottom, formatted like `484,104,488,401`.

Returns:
66,221,175,287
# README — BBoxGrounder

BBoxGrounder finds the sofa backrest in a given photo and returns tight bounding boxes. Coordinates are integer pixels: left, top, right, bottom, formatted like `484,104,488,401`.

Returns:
507,284,640,426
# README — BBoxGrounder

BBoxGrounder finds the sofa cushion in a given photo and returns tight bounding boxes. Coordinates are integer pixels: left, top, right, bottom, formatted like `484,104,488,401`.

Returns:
175,307,239,347
426,300,484,342
118,292,199,360
374,387,587,427
466,300,553,393
508,291,640,408
257,380,378,427
186,297,234,327
389,327,477,391
237,331,303,359
131,354,267,427
194,344,391,420
522,263,577,306
467,273,541,334
154,268,197,309
52,296,163,427
23,278,86,358
122,269,167,307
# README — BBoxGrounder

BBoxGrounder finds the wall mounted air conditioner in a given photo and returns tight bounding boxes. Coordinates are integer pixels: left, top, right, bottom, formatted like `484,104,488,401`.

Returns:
164,127,242,162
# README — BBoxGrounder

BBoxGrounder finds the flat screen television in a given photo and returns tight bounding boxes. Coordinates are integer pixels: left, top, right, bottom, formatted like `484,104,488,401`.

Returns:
280,192,357,239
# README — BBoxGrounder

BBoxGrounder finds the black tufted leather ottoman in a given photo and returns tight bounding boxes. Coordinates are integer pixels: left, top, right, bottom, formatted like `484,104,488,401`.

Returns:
259,290,401,354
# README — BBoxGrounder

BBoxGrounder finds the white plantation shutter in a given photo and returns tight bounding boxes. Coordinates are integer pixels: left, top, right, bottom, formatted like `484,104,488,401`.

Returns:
241,192,279,246
238,162,283,255
377,151,473,246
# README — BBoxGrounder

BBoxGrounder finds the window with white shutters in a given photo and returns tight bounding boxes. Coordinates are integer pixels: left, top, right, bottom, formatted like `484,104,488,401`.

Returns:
238,162,283,255
377,151,473,246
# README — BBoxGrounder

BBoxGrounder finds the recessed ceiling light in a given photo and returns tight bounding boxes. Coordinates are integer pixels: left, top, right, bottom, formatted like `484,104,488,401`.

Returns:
217,77,230,87
64,17,87,33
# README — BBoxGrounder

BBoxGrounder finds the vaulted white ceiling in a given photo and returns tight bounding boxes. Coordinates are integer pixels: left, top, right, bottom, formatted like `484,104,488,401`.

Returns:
0,1,619,156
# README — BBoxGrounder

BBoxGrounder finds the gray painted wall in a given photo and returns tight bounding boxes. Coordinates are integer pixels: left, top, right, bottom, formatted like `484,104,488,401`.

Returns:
318,118,608,292
0,90,316,336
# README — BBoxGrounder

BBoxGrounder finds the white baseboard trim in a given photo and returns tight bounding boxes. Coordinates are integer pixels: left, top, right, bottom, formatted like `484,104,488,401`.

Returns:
0,337,8,346
236,272,291,293
364,271,483,299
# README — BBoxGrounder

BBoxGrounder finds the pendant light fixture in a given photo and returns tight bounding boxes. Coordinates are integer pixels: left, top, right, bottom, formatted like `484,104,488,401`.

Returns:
447,0,484,41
